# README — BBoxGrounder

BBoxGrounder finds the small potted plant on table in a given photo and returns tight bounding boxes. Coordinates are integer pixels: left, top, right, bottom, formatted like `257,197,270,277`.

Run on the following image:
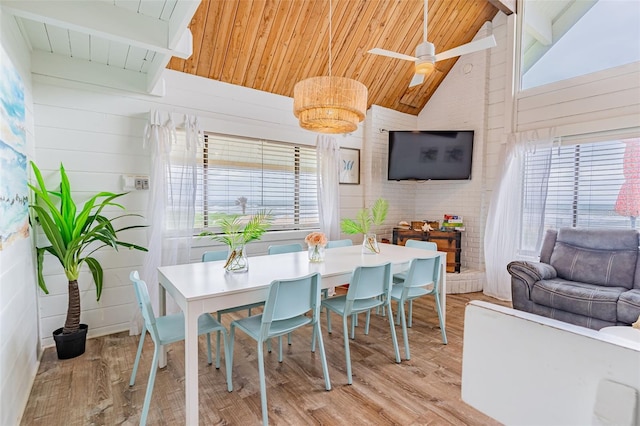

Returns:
340,198,388,254
200,211,273,272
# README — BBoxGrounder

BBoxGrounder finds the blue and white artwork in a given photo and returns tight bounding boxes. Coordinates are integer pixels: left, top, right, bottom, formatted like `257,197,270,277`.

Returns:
0,44,29,250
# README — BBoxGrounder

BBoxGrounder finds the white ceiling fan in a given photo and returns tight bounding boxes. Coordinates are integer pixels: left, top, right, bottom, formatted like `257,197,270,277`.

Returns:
368,0,497,87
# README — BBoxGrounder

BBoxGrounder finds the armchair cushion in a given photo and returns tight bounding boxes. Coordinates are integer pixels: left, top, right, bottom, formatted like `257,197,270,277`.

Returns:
549,243,637,289
618,289,640,324
531,279,626,323
507,261,557,283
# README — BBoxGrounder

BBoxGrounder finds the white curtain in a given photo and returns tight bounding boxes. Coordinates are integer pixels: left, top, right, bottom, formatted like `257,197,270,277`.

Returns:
484,129,554,300
316,135,341,239
131,111,200,333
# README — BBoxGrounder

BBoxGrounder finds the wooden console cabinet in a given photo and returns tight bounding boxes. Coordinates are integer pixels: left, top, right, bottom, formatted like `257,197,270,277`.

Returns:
392,228,462,273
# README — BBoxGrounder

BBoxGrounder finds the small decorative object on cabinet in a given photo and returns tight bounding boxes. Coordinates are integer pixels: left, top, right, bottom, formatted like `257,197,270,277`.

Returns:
392,227,461,273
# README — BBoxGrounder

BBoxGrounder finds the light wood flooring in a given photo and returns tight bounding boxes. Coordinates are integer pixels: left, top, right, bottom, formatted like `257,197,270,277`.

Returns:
21,292,509,425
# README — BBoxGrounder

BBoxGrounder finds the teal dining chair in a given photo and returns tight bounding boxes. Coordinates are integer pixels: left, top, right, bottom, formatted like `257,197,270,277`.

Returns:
266,243,303,347
202,250,266,362
128,271,232,426
321,262,401,384
391,256,446,360
325,239,353,249
202,249,228,262
392,240,438,326
311,238,354,350
229,272,331,426
267,243,303,254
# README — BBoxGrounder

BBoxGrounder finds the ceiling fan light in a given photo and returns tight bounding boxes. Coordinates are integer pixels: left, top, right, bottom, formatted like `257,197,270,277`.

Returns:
293,76,367,134
415,60,435,75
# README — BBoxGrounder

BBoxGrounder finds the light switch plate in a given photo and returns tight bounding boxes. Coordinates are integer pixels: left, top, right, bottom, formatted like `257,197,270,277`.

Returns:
122,175,150,191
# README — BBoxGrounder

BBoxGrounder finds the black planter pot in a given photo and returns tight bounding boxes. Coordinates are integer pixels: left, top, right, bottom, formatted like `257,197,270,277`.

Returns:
53,324,88,359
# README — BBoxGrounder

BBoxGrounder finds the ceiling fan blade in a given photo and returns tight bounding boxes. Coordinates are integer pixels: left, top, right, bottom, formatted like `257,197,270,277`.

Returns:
368,48,418,62
434,35,496,62
408,73,425,88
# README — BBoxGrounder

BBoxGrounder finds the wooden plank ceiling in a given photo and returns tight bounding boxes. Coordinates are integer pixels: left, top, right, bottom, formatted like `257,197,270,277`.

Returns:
168,0,499,116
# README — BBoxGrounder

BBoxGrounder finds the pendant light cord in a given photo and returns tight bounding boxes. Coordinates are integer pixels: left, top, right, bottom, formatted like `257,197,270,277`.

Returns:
328,0,332,77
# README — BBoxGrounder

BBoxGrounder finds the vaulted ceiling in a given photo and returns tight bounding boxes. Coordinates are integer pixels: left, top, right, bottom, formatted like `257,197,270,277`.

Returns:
168,0,502,115
3,0,509,116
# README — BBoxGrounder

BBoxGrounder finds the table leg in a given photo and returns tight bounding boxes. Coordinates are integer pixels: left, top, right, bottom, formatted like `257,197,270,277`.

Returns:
158,284,167,368
184,306,200,425
440,253,447,327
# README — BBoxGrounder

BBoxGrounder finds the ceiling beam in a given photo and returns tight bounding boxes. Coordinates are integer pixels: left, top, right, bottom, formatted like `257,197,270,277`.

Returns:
31,50,155,95
523,2,552,46
145,51,174,93
2,0,193,58
167,0,201,50
487,0,516,15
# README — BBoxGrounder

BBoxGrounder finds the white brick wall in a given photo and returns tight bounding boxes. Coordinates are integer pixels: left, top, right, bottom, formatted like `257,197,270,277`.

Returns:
363,105,418,241
416,21,496,271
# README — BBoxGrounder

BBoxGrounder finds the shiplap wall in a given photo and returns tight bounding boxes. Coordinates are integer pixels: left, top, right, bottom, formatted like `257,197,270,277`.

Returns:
0,10,39,426
516,62,640,135
32,70,364,349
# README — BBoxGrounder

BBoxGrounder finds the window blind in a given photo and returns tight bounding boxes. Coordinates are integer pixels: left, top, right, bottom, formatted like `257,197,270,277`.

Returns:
195,133,319,231
521,138,638,254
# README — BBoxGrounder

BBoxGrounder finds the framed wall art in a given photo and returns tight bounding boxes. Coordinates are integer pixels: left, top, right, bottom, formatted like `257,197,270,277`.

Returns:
339,148,360,185
0,44,29,250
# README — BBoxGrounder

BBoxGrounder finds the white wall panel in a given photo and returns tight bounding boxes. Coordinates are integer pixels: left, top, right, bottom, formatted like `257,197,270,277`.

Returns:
462,301,640,425
0,11,39,426
33,68,364,351
516,62,640,134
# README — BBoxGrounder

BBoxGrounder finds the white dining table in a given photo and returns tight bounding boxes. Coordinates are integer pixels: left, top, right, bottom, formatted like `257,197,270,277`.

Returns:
157,243,446,425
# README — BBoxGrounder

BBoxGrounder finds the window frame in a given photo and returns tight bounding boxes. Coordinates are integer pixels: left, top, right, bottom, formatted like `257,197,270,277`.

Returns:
519,133,640,256
195,132,320,234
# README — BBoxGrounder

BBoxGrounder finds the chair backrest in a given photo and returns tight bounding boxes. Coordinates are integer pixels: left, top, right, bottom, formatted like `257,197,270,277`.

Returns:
548,228,639,289
402,256,441,293
202,250,228,262
260,273,321,339
344,263,392,312
326,239,353,249
129,271,160,342
268,243,303,255
405,239,437,251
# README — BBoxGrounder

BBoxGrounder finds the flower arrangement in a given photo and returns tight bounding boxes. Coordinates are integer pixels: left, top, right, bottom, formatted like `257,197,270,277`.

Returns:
305,231,328,247
305,232,327,262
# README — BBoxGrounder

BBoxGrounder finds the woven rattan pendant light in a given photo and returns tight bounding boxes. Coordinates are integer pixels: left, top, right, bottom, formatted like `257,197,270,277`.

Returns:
293,0,367,134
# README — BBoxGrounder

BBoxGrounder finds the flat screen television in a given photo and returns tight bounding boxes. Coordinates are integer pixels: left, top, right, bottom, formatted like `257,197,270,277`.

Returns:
387,130,474,181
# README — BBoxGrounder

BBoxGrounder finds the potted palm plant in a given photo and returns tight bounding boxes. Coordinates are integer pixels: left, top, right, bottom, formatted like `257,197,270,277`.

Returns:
29,161,148,359
341,198,388,254
200,210,273,272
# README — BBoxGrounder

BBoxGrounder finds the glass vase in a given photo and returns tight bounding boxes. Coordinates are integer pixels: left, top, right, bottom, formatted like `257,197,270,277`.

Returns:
308,245,325,262
362,233,380,254
224,245,248,273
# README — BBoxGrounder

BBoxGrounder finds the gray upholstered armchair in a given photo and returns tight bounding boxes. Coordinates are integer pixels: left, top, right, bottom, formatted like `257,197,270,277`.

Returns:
507,228,640,330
